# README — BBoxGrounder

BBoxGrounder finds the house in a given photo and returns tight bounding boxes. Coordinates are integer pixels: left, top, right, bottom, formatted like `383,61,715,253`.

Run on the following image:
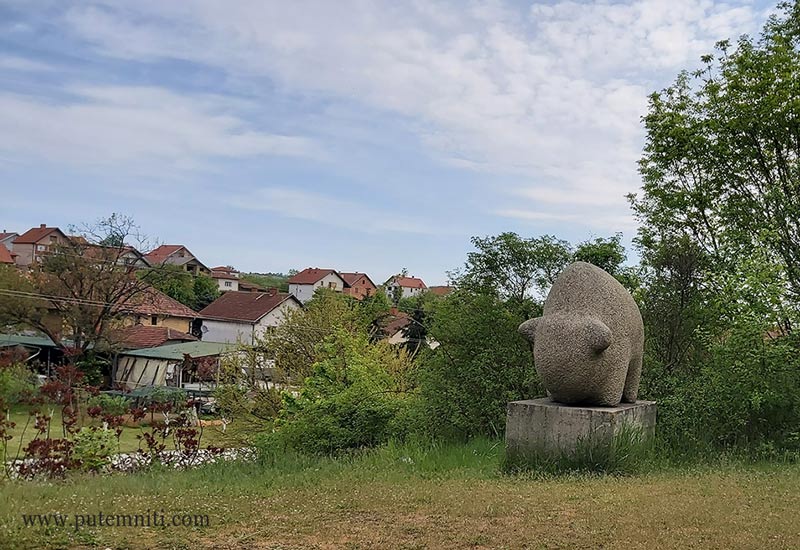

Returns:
0,231,18,249
340,272,377,300
238,279,266,293
111,325,197,350
211,266,240,292
0,243,14,265
384,275,428,300
144,245,210,275
125,286,201,335
287,268,347,303
11,224,70,267
199,289,302,344
82,243,151,269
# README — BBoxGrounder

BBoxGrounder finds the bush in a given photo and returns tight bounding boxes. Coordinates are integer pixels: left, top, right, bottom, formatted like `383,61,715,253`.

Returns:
640,320,800,454
0,362,38,405
413,291,541,440
266,329,412,455
72,427,118,472
87,393,131,416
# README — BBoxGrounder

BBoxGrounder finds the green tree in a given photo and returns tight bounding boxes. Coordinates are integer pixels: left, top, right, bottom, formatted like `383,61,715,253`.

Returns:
632,1,800,311
457,232,572,313
192,274,220,310
0,214,159,354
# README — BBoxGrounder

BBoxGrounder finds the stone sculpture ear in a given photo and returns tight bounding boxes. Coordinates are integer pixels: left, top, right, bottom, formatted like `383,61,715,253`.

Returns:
518,318,539,343
586,318,612,352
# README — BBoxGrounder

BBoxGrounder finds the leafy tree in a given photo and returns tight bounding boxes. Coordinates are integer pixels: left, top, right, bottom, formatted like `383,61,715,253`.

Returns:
192,274,220,310
0,214,160,354
456,232,571,314
140,264,195,307
414,290,540,439
573,234,626,275
632,1,800,309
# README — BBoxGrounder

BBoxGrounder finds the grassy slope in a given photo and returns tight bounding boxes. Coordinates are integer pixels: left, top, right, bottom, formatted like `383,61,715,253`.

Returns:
1,439,799,549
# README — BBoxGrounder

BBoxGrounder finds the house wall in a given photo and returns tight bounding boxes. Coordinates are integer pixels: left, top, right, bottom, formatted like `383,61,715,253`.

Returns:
386,283,424,300
290,273,345,303
216,278,239,292
122,315,192,333
343,276,376,300
13,233,69,267
203,299,301,343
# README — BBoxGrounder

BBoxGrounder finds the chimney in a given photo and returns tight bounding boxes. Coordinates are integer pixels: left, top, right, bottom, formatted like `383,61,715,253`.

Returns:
267,287,278,296
40,224,47,229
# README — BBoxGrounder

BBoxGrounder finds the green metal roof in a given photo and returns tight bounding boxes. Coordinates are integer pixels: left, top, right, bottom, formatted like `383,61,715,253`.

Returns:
0,333,57,348
120,341,237,360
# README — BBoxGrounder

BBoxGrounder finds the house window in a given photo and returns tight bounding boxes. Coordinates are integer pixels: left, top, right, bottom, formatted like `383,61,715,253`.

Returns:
328,282,336,289
36,244,45,251
150,315,158,326
225,281,232,287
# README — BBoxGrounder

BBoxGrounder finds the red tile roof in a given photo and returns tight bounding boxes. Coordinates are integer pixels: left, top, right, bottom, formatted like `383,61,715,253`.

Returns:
143,244,187,264
0,232,17,242
394,276,427,289
339,272,376,288
287,268,339,285
428,285,453,296
237,279,266,292
15,225,65,244
112,325,196,349
125,286,199,318
211,266,239,280
199,291,300,322
382,311,411,336
0,243,14,264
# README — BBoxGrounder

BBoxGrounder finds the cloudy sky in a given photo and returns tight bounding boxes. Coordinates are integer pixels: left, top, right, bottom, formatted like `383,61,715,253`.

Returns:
0,1,771,284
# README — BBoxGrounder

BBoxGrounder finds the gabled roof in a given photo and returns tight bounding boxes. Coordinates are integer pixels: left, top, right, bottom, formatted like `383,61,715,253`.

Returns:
0,232,18,242
199,291,300,322
112,325,196,349
391,276,427,289
143,244,188,264
288,268,342,285
126,287,199,319
339,272,376,287
14,225,67,244
211,266,239,280
0,243,14,264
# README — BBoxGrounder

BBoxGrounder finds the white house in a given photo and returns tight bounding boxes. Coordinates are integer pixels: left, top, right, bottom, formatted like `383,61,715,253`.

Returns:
287,268,347,303
211,266,240,292
199,289,302,344
384,275,428,300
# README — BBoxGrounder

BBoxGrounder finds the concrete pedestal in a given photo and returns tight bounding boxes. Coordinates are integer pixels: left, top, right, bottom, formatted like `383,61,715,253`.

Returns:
505,398,656,459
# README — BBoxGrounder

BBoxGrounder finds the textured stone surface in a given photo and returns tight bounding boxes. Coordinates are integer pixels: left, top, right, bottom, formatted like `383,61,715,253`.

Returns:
505,398,656,457
519,261,644,406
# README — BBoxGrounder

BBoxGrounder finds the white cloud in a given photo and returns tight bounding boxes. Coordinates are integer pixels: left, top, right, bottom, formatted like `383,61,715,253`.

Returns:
0,85,320,167
227,187,441,235
0,55,53,72
57,1,762,229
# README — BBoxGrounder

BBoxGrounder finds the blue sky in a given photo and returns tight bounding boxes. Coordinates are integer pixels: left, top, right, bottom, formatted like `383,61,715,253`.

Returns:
0,1,772,285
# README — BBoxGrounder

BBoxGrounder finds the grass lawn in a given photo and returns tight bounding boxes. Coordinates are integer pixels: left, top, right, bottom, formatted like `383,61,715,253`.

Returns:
2,405,238,461
1,439,799,549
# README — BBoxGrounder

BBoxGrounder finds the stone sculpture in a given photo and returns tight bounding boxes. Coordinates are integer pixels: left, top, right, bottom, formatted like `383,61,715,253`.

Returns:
518,261,644,406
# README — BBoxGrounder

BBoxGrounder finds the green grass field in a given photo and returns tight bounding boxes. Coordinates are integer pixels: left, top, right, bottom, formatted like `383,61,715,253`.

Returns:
1,405,238,461
1,439,799,549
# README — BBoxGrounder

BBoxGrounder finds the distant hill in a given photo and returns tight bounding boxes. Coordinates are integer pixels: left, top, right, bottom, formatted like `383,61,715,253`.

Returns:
241,272,290,292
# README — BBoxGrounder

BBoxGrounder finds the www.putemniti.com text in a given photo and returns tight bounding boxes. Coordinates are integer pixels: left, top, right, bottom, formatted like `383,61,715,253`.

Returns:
21,510,209,532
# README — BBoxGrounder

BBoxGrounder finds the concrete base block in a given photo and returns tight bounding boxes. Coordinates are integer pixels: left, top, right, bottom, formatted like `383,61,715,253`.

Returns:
505,398,657,459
